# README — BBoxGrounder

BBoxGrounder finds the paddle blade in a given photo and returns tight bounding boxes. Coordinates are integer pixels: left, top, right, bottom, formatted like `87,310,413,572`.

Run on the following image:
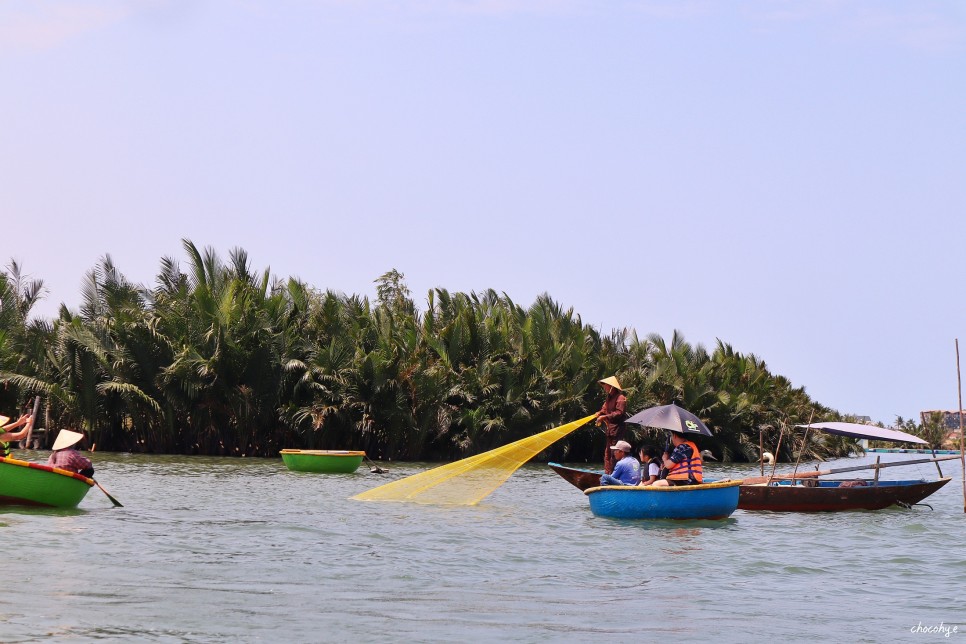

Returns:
94,481,123,507
352,414,596,505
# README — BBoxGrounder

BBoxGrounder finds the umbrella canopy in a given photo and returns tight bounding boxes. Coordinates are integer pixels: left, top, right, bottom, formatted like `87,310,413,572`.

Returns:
795,422,927,445
625,403,713,437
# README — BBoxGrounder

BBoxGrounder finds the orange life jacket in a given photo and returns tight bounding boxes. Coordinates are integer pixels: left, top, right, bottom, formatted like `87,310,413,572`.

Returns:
666,440,703,483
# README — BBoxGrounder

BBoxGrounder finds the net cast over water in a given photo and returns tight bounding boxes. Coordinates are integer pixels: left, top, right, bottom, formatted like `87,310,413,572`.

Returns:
352,414,596,505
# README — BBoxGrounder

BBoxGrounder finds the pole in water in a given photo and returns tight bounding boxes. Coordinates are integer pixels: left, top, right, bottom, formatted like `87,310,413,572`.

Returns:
956,339,965,513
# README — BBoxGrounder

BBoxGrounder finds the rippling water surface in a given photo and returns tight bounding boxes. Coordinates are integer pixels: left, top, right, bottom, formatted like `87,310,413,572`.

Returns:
2,452,964,642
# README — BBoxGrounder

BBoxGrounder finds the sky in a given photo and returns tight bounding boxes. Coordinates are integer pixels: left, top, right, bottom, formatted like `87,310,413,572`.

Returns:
1,0,964,426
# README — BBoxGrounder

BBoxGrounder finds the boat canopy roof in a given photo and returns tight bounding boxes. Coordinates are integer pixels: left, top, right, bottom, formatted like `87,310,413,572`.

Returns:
795,421,927,445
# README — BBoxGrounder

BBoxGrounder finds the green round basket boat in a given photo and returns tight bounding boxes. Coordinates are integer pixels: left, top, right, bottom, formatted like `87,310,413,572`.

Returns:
0,456,94,508
280,449,366,473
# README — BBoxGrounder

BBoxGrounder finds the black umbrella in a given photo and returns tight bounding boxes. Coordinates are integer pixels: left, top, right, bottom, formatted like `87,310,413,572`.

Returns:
625,403,713,437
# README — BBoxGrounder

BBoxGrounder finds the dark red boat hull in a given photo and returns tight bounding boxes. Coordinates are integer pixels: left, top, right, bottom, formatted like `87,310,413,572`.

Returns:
549,463,602,491
738,478,951,512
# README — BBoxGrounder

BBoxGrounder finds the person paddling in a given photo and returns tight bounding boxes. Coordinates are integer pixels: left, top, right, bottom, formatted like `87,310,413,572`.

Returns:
47,430,95,478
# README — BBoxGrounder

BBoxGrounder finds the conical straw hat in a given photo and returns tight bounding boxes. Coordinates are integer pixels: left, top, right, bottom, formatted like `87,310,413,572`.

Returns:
0,415,9,426
598,376,622,391
52,430,85,451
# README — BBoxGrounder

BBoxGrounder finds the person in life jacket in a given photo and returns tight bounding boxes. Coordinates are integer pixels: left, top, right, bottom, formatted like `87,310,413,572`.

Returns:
595,376,627,475
651,431,703,487
0,413,33,458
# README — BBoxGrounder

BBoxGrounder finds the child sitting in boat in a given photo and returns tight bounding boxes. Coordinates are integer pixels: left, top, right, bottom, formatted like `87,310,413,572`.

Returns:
637,445,663,486
47,430,95,478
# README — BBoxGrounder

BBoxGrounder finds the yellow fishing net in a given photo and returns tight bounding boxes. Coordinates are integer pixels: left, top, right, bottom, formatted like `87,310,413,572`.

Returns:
352,414,596,505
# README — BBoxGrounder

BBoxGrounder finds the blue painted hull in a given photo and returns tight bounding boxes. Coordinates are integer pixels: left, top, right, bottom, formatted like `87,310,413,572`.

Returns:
585,480,741,520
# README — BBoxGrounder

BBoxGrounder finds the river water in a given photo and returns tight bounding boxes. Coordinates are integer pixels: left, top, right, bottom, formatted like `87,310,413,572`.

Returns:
2,451,964,643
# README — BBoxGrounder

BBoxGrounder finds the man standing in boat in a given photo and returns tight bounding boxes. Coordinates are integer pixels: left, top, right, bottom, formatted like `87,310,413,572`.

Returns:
595,376,627,474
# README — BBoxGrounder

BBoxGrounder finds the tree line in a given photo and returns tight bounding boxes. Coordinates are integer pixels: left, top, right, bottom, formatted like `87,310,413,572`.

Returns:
0,240,872,462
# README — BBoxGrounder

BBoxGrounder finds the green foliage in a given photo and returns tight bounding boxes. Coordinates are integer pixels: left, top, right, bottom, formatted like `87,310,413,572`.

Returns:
894,413,950,451
0,244,849,460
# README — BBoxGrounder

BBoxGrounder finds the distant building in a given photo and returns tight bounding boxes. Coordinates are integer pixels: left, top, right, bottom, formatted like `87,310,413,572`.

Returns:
919,410,965,449
852,416,872,424
919,410,966,430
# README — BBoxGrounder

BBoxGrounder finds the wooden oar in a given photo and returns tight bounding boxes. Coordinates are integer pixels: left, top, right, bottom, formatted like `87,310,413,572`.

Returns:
92,479,123,507
741,454,963,485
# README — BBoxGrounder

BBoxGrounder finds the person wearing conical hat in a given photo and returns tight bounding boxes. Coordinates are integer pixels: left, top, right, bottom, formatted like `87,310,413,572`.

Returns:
0,413,33,458
595,376,627,475
47,429,94,478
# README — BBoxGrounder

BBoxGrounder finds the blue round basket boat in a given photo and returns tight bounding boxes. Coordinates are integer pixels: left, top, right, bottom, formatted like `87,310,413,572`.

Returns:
585,480,741,520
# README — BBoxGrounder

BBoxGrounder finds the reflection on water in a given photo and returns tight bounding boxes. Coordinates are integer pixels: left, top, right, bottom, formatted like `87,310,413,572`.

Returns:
1,451,963,642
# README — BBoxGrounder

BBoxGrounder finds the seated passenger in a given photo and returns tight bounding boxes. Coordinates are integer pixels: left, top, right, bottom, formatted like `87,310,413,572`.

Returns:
599,440,641,486
637,445,663,486
651,431,703,487
47,430,95,478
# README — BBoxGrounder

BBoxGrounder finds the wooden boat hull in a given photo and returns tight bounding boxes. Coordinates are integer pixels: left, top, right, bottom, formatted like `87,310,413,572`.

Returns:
280,450,365,473
0,457,94,508
738,478,952,512
867,448,961,455
585,480,741,520
548,462,602,491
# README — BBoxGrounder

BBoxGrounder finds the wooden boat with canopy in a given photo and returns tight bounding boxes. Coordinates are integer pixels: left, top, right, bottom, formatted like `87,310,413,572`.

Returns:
0,456,94,508
739,422,957,512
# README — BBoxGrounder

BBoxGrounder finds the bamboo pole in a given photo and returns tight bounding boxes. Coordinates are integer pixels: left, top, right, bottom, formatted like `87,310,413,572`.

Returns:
759,428,764,477
791,425,811,480
740,454,962,485
782,410,814,483
957,340,965,513
766,421,786,485
23,396,40,449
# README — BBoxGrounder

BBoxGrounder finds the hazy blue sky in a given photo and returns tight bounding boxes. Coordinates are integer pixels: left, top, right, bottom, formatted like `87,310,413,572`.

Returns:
2,1,964,425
